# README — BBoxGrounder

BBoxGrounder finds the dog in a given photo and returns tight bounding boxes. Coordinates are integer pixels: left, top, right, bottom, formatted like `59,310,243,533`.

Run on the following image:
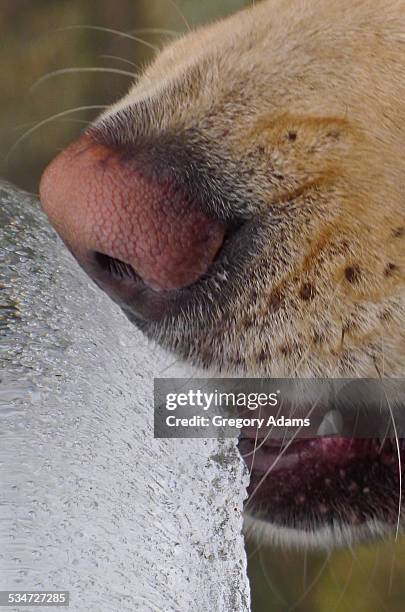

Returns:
40,0,405,548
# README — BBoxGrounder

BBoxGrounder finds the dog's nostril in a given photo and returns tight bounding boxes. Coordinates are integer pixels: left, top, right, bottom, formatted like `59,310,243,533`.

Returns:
93,252,140,282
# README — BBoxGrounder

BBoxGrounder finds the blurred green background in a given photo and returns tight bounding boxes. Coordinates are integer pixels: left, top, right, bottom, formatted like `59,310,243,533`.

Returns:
2,1,405,610
0,0,247,193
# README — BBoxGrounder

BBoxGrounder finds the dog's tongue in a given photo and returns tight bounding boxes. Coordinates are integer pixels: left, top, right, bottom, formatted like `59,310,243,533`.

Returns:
40,134,225,290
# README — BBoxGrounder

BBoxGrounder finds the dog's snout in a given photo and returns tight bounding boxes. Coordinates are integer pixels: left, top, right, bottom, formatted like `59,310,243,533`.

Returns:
39,134,225,311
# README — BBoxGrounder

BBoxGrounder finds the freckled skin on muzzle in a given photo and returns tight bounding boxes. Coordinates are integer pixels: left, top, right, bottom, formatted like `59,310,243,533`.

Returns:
39,0,405,548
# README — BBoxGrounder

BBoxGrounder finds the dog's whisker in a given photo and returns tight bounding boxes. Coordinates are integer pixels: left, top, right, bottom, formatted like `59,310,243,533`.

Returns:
245,390,324,508
13,118,90,132
58,25,159,52
99,54,140,69
163,0,191,32
373,358,402,540
327,557,355,612
128,27,182,37
5,105,107,162
257,547,288,606
287,552,332,611
248,410,261,478
30,67,136,93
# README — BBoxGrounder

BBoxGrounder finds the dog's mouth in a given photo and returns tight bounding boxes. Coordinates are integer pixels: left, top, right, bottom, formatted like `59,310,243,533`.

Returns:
239,432,404,543
234,380,405,544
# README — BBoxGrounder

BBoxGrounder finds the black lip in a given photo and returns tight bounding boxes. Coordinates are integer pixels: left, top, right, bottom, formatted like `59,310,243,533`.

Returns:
87,217,248,324
88,257,180,322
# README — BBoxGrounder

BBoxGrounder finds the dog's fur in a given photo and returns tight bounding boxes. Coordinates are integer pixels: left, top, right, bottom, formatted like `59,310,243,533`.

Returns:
96,0,405,379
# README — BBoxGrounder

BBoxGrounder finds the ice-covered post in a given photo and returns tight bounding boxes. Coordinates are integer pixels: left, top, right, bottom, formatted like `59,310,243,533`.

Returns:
0,183,250,612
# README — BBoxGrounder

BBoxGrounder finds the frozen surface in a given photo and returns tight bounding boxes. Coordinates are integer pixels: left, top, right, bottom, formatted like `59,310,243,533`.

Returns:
0,183,250,611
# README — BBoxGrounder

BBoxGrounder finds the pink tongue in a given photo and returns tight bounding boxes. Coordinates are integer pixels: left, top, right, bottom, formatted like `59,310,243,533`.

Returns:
39,135,225,290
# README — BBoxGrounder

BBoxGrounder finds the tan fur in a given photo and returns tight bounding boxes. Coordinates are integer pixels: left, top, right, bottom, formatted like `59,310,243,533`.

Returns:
96,0,405,378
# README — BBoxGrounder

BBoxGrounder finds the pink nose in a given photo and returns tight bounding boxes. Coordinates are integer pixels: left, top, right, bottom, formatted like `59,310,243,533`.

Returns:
39,135,225,296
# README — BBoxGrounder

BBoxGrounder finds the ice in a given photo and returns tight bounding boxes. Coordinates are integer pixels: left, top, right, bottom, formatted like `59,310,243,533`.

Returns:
0,183,250,611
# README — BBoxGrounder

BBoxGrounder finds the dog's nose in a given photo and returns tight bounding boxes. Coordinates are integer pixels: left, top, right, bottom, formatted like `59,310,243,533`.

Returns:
39,134,225,314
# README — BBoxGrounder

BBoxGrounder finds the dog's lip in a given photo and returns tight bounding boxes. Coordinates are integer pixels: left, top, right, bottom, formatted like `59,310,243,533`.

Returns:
87,259,180,322
88,217,247,323
240,435,404,528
